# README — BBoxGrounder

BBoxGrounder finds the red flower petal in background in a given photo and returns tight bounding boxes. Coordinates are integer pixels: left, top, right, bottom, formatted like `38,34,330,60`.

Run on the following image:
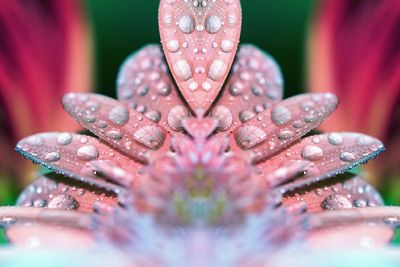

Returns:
308,0,400,189
0,0,92,189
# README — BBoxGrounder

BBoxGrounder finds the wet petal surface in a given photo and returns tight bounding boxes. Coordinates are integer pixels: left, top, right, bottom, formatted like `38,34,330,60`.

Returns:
159,0,242,112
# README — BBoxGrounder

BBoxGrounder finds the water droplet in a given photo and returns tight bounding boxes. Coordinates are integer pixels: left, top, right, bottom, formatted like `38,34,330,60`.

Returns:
321,194,352,210
108,106,129,126
106,130,122,140
239,110,255,123
205,15,222,34
57,133,73,145
251,86,262,96
84,115,96,123
234,126,267,150
278,130,294,141
33,199,47,208
157,82,171,96
271,105,292,126
340,152,356,162
44,152,61,162
293,120,303,128
301,145,323,161
145,110,162,123
229,82,244,96
167,105,189,131
138,86,149,96
48,194,79,210
254,105,264,114
77,145,99,161
328,133,343,145
97,120,108,128
353,199,367,208
133,126,166,150
211,105,233,132
315,188,323,196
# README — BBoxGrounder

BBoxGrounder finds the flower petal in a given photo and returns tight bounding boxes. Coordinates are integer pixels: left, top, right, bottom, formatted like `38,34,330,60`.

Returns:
282,174,383,214
159,0,242,112
232,93,338,161
307,224,394,249
16,132,141,191
6,224,94,249
261,133,384,193
211,45,283,132
17,174,118,214
62,93,169,162
116,45,186,132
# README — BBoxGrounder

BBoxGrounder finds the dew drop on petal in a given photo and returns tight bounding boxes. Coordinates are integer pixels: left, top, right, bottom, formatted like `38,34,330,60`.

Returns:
48,194,79,210
106,130,123,140
133,126,166,150
301,145,323,161
278,130,294,141
353,199,367,208
328,133,343,145
210,105,233,132
234,126,267,150
108,105,129,126
321,194,352,210
57,133,73,145
33,199,47,208
271,105,292,126
239,110,255,123
77,145,99,161
339,151,357,162
44,152,61,162
145,110,162,123
168,105,190,131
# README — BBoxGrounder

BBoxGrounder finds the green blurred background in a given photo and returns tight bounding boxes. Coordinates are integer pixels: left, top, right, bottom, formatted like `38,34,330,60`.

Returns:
85,0,314,99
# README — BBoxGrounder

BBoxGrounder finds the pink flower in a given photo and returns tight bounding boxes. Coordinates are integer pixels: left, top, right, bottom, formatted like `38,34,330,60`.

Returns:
308,0,400,185
0,1,399,266
0,0,92,185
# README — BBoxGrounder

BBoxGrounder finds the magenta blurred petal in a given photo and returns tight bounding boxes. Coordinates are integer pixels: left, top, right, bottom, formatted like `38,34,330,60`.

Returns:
308,0,400,182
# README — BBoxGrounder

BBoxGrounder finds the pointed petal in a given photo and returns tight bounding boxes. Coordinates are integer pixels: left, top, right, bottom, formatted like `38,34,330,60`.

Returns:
16,132,142,191
211,45,283,132
307,224,394,248
282,174,383,213
7,224,94,248
159,0,242,112
116,45,186,131
232,93,338,161
261,133,385,193
17,174,118,214
62,93,169,162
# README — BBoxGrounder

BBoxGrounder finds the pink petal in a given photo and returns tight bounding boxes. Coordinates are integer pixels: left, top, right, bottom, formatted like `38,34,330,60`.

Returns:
307,224,394,249
0,207,91,229
307,206,400,229
62,93,169,162
282,174,383,213
159,0,242,112
6,224,94,248
16,132,142,191
232,93,338,161
116,45,186,132
211,45,283,132
260,132,384,193
17,174,118,214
